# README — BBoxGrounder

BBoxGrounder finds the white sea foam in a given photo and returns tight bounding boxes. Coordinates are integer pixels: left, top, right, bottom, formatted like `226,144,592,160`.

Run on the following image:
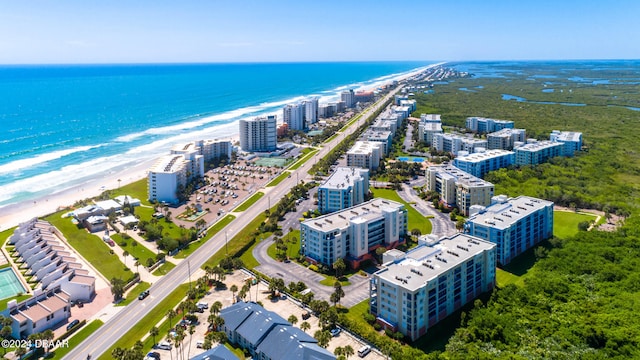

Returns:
0,145,99,175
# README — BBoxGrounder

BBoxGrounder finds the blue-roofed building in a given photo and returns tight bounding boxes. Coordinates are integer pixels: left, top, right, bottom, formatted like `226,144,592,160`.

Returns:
190,344,239,360
219,302,336,360
256,325,335,360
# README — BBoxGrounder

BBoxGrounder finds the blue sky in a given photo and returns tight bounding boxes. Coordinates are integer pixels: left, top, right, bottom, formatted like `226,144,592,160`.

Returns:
1,0,638,64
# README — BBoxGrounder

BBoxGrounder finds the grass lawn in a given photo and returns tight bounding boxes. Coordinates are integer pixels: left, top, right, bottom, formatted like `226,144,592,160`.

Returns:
224,343,246,358
0,294,31,312
343,299,369,325
496,268,524,288
288,149,319,170
116,281,151,307
235,192,264,212
174,214,236,259
266,230,300,261
152,261,176,276
325,133,340,143
137,207,189,240
110,179,151,206
371,188,433,235
202,211,269,269
99,283,190,360
111,233,157,266
0,227,15,245
49,320,104,359
44,212,131,281
553,210,598,239
319,277,351,287
266,171,291,187
239,232,272,269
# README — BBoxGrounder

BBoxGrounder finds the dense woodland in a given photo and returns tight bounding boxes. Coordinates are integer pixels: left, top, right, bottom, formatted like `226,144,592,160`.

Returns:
403,62,640,359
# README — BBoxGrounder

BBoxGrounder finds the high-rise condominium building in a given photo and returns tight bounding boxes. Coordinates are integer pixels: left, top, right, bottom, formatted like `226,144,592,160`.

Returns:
239,115,277,152
317,167,369,214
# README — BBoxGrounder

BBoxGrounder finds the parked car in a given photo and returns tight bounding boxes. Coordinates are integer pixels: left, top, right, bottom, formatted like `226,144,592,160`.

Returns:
196,340,204,348
358,345,371,357
301,312,311,320
66,319,80,331
157,342,172,350
330,328,341,337
146,352,161,360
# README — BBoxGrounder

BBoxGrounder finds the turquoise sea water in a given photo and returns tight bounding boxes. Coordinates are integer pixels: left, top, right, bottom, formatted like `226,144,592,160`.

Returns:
0,62,433,207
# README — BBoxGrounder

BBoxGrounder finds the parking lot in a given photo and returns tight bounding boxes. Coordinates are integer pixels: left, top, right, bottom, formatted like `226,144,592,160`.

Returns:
153,270,384,359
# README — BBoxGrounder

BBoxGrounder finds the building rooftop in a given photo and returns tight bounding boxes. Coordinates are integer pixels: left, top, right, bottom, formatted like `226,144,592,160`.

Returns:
436,132,487,144
468,117,514,125
347,141,381,155
320,167,368,190
302,198,404,233
376,233,496,291
366,130,392,140
515,140,563,152
149,154,186,174
420,114,441,122
552,130,582,142
455,150,515,163
429,165,493,188
467,195,553,230
94,199,122,211
190,345,239,360
257,325,335,360
488,128,526,137
421,122,443,131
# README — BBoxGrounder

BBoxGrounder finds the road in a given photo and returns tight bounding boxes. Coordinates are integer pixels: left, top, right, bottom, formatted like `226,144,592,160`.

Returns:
63,80,407,360
397,184,457,237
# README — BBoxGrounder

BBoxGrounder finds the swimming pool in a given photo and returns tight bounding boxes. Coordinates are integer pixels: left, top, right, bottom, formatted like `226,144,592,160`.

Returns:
0,268,27,299
397,157,425,162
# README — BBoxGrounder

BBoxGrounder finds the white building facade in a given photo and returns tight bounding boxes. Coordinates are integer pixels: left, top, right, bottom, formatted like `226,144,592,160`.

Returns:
432,133,488,155
466,117,514,133
301,199,407,268
426,165,495,216
317,167,370,214
487,128,526,150
239,115,277,152
370,234,496,340
346,141,383,171
550,130,582,156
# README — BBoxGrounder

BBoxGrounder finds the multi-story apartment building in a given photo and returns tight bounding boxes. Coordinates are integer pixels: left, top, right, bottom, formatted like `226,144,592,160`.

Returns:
317,167,369,214
370,234,496,341
432,133,488,156
418,114,443,146
426,165,494,216
514,140,563,166
550,130,583,156
366,130,393,155
303,97,319,126
346,141,383,171
466,117,514,133
148,154,188,204
198,139,233,162
453,149,515,178
282,103,305,131
341,89,355,108
464,195,554,265
170,143,205,179
5,285,71,340
487,128,527,150
301,199,407,268
371,119,397,134
239,115,277,152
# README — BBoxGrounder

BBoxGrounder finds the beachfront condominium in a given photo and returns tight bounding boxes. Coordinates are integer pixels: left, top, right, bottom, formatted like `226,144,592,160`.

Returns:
148,154,191,204
317,167,370,214
366,130,393,155
466,117,515,133
487,128,527,150
304,97,319,126
550,130,583,156
514,140,563,166
301,198,408,268
283,102,305,131
464,195,554,265
239,115,277,152
426,165,495,216
432,133,488,156
418,114,443,146
453,149,515,179
5,285,72,340
346,141,383,171
371,119,398,134
370,233,496,341
341,89,355,108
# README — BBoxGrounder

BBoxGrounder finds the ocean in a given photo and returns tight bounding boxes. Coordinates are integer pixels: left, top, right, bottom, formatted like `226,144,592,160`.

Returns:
0,61,433,208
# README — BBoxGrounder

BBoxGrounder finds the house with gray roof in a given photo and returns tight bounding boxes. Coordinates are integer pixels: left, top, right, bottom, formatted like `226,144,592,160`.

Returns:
190,344,239,360
256,324,335,360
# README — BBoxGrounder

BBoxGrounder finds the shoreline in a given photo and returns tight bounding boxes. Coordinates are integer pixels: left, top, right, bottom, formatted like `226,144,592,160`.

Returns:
0,63,443,231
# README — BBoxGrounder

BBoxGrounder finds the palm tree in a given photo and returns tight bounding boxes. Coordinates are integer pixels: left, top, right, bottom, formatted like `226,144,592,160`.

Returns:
187,325,195,360
314,330,331,348
300,321,311,333
134,260,140,274
254,274,260,300
210,301,222,316
166,309,177,329
288,314,298,325
123,250,129,267
230,284,238,303
150,326,159,347
343,345,354,359
110,277,125,301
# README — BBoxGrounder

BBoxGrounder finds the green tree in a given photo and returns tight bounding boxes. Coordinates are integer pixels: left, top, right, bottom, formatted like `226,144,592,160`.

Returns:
343,344,354,359
230,284,238,303
110,277,125,301
288,314,298,325
166,309,177,329
332,258,346,278
149,326,159,346
314,330,331,348
300,321,311,333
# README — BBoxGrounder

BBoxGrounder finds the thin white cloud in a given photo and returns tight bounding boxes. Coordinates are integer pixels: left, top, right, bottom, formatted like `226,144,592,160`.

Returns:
263,40,305,46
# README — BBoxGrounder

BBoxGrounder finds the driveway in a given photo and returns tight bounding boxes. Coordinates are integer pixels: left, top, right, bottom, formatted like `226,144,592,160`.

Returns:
398,184,457,238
